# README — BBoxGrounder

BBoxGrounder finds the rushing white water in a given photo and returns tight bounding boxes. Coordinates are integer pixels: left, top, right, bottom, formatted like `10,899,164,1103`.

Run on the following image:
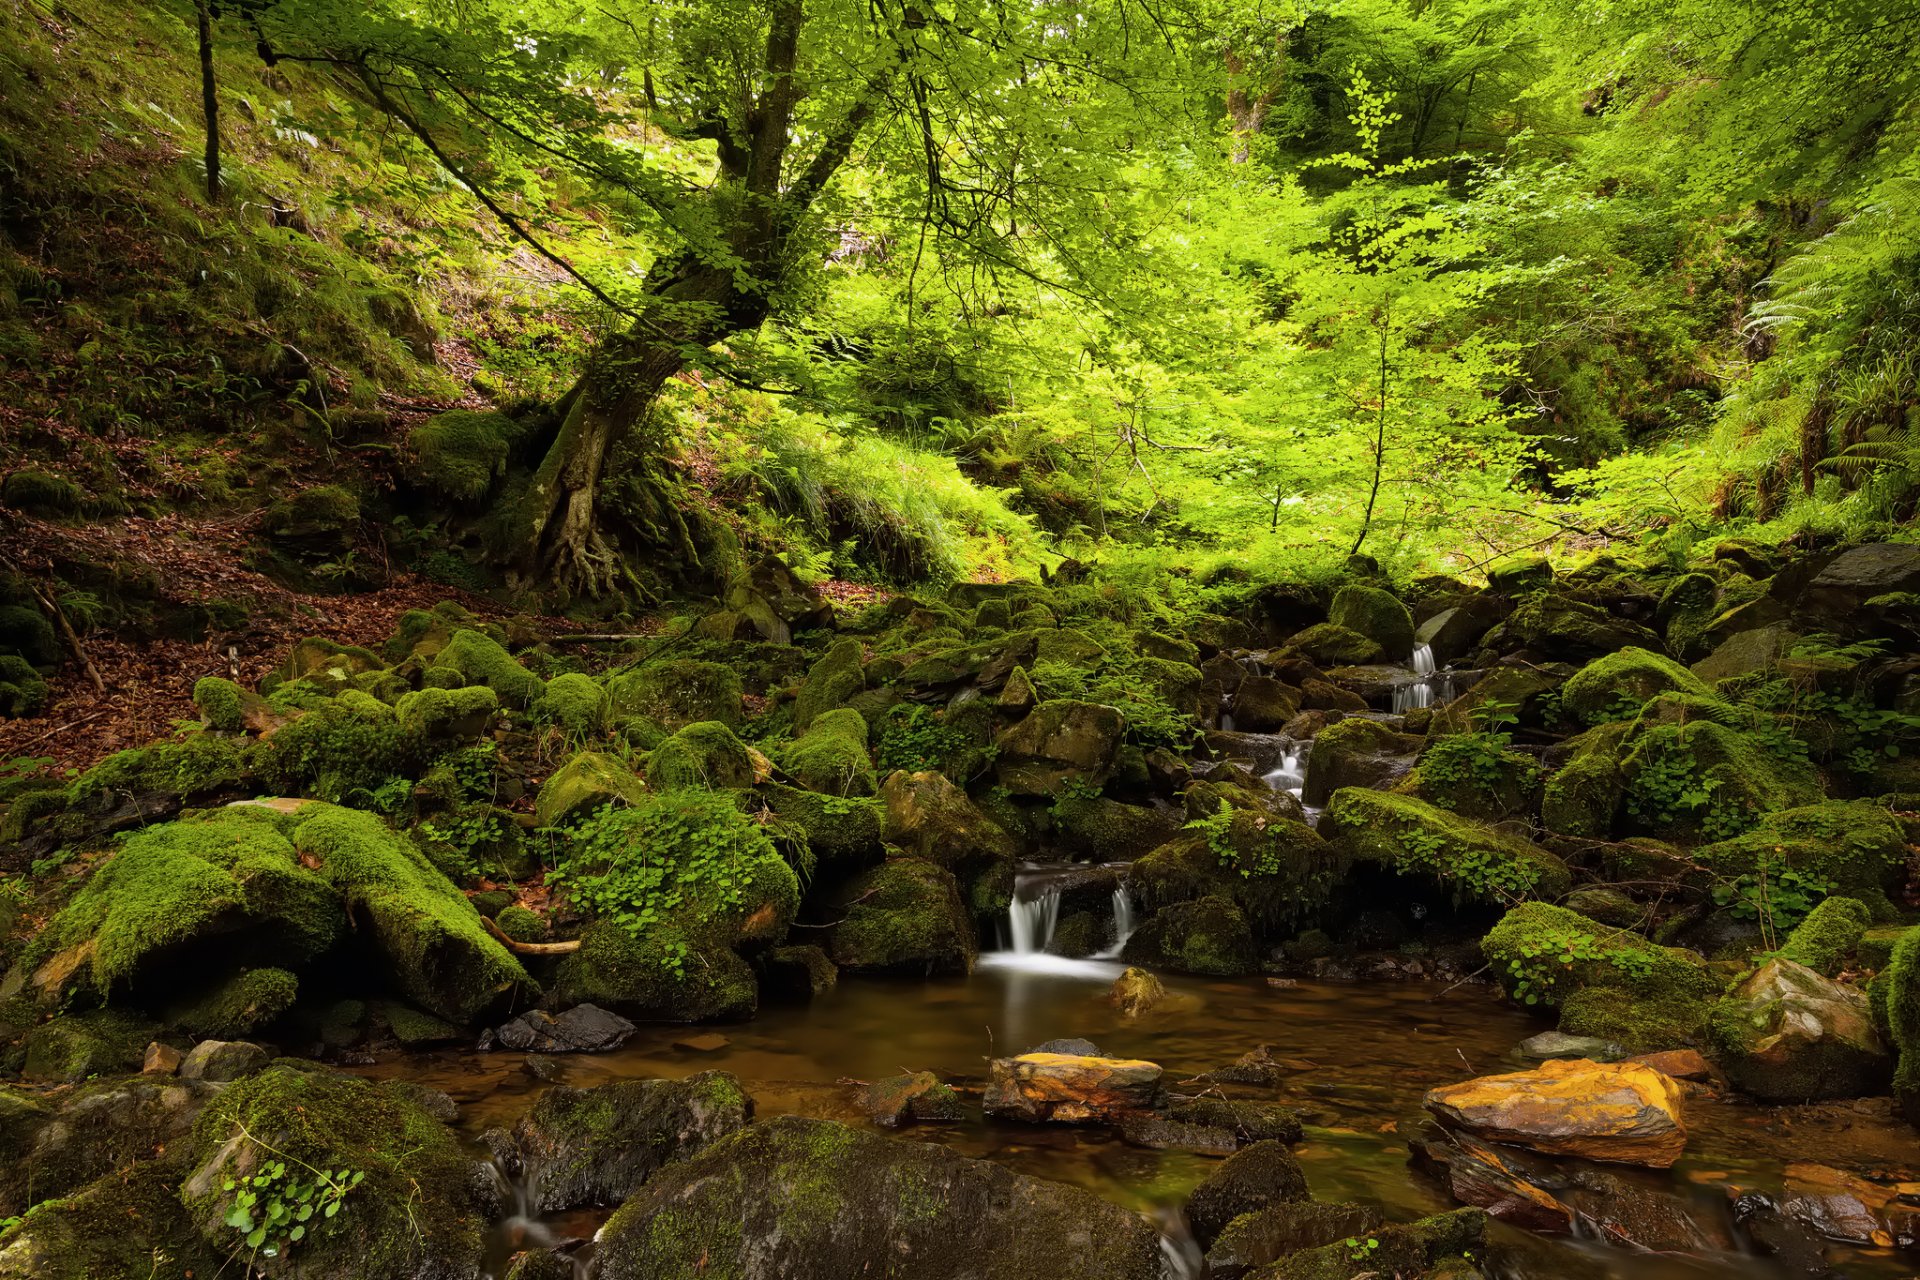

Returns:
1392,642,1452,713
1006,888,1062,954
1093,887,1138,959
1260,747,1305,797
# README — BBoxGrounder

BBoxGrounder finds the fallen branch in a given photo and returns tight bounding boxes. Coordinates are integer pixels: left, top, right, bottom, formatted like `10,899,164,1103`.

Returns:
9,708,108,752
33,586,107,693
482,914,582,954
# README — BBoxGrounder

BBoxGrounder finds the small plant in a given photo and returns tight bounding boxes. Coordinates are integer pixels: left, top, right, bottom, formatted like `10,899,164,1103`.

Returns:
1343,1235,1381,1263
220,1136,364,1260
875,704,967,773
1624,737,1716,828
1713,857,1832,948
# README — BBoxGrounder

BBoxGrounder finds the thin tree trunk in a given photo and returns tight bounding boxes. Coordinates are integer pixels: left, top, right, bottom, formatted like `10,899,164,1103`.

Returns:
197,0,221,200
1351,300,1391,556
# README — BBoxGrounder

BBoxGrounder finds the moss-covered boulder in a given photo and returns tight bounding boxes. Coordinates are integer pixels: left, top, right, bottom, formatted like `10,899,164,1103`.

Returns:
536,751,647,828
1779,896,1873,976
994,699,1126,795
1481,903,1718,1023
436,629,544,707
1328,584,1415,659
1561,648,1713,725
1282,622,1384,667
1326,789,1571,905
1051,793,1183,862
782,707,878,797
393,685,498,742
1708,959,1889,1101
1130,815,1341,937
180,1064,490,1280
1402,731,1540,822
1260,1208,1488,1280
404,408,526,502
1121,896,1258,976
0,1160,220,1280
170,967,299,1039
878,769,1016,870
1881,927,1920,1123
1618,716,1822,840
824,858,976,975
592,1115,1162,1280
1541,721,1632,837
0,467,82,516
1486,592,1663,663
1694,800,1906,908
607,659,744,730
647,720,756,790
533,672,611,738
1299,717,1421,806
792,638,866,732
191,676,248,732
500,1072,752,1212
0,654,47,717
4,1074,220,1216
760,783,885,867
1185,1139,1309,1247
1231,675,1302,732
20,1009,156,1084
551,921,759,1022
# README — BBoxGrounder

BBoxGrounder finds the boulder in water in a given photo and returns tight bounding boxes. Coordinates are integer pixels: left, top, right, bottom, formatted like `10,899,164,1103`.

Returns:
1109,966,1168,1016
1185,1138,1310,1246
592,1115,1164,1280
824,857,976,975
495,1072,751,1212
1410,1128,1574,1233
491,1004,637,1054
1121,896,1258,977
982,1051,1163,1123
859,1071,965,1127
1204,1201,1386,1280
1299,716,1420,806
1708,958,1890,1101
1424,1058,1688,1167
1328,584,1416,658
1257,1207,1488,1280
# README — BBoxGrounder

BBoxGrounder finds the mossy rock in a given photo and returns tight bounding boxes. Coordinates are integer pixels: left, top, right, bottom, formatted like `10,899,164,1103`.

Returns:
647,721,756,790
0,655,48,718
1,468,82,515
260,485,360,549
533,672,611,738
1777,896,1872,976
1326,789,1570,905
1488,592,1663,662
1130,819,1341,937
1282,622,1383,667
1694,800,1906,908
551,920,759,1022
591,1115,1163,1280
394,685,498,742
21,1009,156,1083
170,967,299,1039
387,601,502,664
1402,732,1540,822
495,905,546,943
781,707,877,797
191,676,248,732
0,1159,221,1280
1328,584,1415,658
791,638,866,732
1560,647,1713,725
65,735,250,811
1881,927,1920,1122
0,604,58,666
1122,895,1258,976
405,409,526,502
824,858,976,975
608,660,744,730
181,1064,489,1279
1556,987,1712,1052
1618,716,1823,840
433,629,543,708
1481,902,1718,1012
877,769,1016,871
1035,626,1109,668
1540,720,1632,837
1051,793,1182,862
760,783,885,867
1429,662,1571,735
994,699,1126,795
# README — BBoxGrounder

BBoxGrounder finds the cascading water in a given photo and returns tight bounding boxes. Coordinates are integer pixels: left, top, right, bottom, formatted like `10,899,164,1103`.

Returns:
1093,886,1138,959
1006,888,1062,954
1260,744,1306,797
1392,642,1452,713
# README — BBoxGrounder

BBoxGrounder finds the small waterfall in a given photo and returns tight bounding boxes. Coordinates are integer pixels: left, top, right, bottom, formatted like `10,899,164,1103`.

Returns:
1007,888,1062,954
1260,745,1305,797
1094,887,1138,959
1392,642,1452,713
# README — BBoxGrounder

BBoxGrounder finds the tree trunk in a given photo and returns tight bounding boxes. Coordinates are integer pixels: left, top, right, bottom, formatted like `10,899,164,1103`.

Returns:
1351,300,1391,557
197,0,221,200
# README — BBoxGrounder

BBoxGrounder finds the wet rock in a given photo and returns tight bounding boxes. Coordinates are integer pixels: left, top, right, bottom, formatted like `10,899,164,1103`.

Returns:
994,699,1126,795
493,1004,637,1054
1121,896,1258,977
1733,1192,1835,1275
1117,1113,1240,1154
503,1250,577,1280
1263,1208,1489,1280
1627,1049,1720,1084
982,1051,1163,1124
6,1076,218,1214
1417,598,1511,667
726,554,832,645
1424,1058,1688,1167
1516,1031,1625,1063
1489,593,1663,663
761,943,838,1000
1412,1129,1574,1233
1778,1161,1920,1247
1201,1044,1294,1088
859,1071,965,1127
1232,676,1303,731
1186,1139,1311,1246
502,1072,752,1212
1692,624,1796,686
1709,958,1890,1101
0,1161,220,1279
1167,1096,1303,1145
592,1115,1164,1280
1564,1169,1719,1252
1205,1202,1386,1280
143,1041,183,1075
1032,1037,1103,1056
1299,676,1369,712
179,1039,269,1082
879,769,1017,869
524,1054,566,1082
1283,622,1384,667
825,857,976,975
1110,966,1169,1016
1794,543,1920,630
1300,716,1420,805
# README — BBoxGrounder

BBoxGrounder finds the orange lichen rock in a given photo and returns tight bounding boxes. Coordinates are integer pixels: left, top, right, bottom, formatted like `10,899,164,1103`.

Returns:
1423,1058,1687,1167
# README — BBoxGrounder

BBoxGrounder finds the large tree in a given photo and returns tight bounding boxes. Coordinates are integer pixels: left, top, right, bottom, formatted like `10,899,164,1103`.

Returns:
260,0,1219,594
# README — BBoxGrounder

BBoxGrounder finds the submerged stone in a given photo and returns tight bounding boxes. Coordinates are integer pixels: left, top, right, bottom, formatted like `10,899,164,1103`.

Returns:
982,1051,1163,1124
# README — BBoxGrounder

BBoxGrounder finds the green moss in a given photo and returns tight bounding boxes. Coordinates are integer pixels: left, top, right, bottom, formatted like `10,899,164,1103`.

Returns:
1882,927,1920,1120
67,734,250,806
437,629,544,708
648,721,756,791
1561,647,1712,724
192,676,247,732
0,1159,219,1280
1281,622,1383,666
1264,1209,1488,1280
1,468,82,514
406,409,525,501
291,805,533,1024
262,484,360,539
1557,987,1711,1051
184,1064,486,1279
1327,788,1570,904
1121,895,1258,976
394,685,499,741
781,707,877,797
0,604,58,665
1541,720,1631,837
387,601,500,663
1482,902,1718,1010
21,1008,155,1083
534,672,611,738
1131,817,1341,936
759,784,885,867
254,692,414,802
551,919,758,1021
495,904,545,942
170,966,299,1039
0,654,48,717
608,660,744,730
1778,896,1872,976
1695,800,1907,908
1619,717,1822,839
1405,732,1540,821
1328,584,1415,657
791,639,865,732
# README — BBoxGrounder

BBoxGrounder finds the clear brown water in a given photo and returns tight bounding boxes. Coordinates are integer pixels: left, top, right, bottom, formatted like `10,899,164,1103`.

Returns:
365,960,1920,1279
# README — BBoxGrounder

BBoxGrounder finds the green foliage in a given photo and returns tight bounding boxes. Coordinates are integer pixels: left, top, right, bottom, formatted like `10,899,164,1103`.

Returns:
1417,731,1538,812
221,1143,365,1260
875,704,967,775
1027,657,1198,752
